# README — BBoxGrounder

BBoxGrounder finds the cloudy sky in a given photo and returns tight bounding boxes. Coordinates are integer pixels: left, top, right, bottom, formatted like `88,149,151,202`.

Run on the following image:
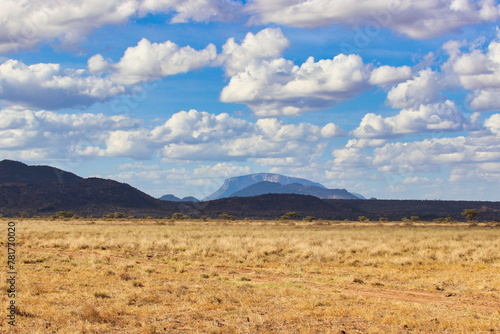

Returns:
1,0,500,201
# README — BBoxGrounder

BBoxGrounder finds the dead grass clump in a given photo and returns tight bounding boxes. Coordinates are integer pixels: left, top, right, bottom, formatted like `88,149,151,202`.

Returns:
94,292,111,299
79,304,105,323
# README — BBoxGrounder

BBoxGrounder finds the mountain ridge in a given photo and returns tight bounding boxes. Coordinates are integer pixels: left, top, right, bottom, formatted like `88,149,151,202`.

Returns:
231,181,360,199
204,173,327,201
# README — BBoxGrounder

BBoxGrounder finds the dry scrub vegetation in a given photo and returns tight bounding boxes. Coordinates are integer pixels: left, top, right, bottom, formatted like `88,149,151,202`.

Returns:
1,218,499,333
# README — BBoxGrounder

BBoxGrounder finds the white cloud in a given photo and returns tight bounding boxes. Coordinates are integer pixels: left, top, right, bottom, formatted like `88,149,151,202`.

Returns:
443,33,500,111
246,0,500,39
352,101,467,139
0,107,140,160
90,38,217,85
152,110,338,161
0,59,126,109
221,54,373,117
403,176,431,184
373,134,500,173
139,0,243,23
0,0,138,53
0,0,244,53
386,69,444,109
193,162,251,178
485,113,500,134
217,28,290,76
369,65,412,86
24,108,340,164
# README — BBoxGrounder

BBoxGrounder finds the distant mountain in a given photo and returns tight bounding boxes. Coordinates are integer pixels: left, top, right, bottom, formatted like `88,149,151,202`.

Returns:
159,194,200,202
159,194,181,201
352,192,366,200
0,160,179,217
204,173,327,201
1,160,498,221
231,181,360,199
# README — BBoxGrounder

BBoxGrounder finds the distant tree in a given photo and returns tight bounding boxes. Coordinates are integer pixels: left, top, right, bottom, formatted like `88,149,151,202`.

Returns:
219,212,235,220
282,212,301,220
358,216,368,222
411,216,419,222
172,213,183,220
113,212,125,219
461,209,478,221
53,211,74,219
103,212,126,219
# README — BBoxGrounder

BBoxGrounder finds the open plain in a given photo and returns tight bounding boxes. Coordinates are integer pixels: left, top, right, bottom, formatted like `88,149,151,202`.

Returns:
1,218,499,333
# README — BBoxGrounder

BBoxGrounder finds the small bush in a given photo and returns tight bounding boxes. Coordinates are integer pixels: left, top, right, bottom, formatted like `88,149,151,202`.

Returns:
220,212,235,220
52,211,74,219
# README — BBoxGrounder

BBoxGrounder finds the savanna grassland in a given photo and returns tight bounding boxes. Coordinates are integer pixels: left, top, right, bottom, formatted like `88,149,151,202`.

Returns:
1,219,499,333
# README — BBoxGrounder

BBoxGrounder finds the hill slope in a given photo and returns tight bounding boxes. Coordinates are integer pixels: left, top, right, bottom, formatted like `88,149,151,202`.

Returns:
231,181,359,199
0,160,179,217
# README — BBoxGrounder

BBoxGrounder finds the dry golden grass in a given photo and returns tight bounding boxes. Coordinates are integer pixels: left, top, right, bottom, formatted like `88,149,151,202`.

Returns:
1,218,499,333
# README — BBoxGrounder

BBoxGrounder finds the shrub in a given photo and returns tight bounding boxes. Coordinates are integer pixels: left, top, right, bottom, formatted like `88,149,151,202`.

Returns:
379,217,388,222
282,212,301,220
52,211,74,219
219,212,235,220
103,212,126,219
172,213,184,220
411,216,419,222
303,216,316,222
358,216,369,222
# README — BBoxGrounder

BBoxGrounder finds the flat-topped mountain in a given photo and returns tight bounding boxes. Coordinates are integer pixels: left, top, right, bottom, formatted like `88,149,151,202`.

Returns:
231,181,360,199
203,173,328,201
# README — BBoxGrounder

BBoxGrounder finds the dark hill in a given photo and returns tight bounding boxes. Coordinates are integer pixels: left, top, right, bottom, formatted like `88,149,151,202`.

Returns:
231,181,359,199
194,193,360,220
0,160,82,184
0,160,180,217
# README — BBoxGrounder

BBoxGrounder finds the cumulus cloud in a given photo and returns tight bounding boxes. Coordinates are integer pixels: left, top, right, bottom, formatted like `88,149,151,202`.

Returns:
369,65,412,86
0,0,138,53
0,59,126,109
352,101,467,139
0,0,244,53
139,0,244,23
332,112,500,185
373,134,500,173
12,108,342,163
217,28,290,76
149,110,340,161
246,0,500,39
386,69,444,109
0,107,140,160
221,54,374,117
217,29,415,117
443,33,500,111
90,38,217,85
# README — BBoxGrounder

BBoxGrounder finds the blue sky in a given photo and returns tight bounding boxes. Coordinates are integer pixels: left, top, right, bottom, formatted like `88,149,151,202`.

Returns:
1,0,500,201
